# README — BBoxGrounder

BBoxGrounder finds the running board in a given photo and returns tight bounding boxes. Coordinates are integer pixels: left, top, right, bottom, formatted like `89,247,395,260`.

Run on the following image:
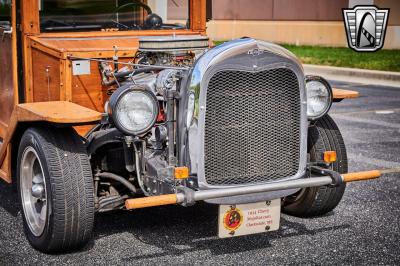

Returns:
125,170,381,210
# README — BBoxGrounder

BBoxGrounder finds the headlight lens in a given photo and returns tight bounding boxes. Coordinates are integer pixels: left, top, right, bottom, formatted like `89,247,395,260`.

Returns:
305,76,333,120
110,85,158,135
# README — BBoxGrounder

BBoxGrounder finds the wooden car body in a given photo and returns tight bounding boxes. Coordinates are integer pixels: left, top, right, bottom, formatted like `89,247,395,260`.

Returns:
0,1,357,183
1,1,380,254
0,0,207,182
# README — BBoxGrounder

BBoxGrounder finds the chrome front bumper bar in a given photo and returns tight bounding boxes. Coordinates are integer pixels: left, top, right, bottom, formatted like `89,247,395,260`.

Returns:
125,170,381,210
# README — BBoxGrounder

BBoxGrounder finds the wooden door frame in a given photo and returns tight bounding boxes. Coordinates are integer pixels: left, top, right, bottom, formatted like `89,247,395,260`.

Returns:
0,0,18,139
20,0,206,36
0,0,18,182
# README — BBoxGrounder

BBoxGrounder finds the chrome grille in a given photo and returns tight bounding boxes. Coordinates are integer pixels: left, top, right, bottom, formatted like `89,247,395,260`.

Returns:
204,68,301,186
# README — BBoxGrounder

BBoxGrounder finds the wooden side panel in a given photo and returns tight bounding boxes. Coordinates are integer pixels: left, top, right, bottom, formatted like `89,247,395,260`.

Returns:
0,112,17,183
0,30,14,132
71,61,109,112
31,49,61,102
0,101,102,183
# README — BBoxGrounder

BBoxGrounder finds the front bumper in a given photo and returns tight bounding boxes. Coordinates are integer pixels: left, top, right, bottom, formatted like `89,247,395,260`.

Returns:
125,170,381,210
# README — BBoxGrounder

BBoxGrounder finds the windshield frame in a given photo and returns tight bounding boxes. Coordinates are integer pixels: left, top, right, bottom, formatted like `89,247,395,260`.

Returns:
20,0,206,36
38,0,191,33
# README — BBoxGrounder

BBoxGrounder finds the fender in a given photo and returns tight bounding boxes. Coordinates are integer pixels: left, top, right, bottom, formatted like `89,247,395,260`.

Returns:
0,101,102,183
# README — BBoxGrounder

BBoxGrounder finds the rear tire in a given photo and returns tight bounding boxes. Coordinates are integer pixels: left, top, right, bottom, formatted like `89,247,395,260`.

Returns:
283,115,348,217
17,126,94,253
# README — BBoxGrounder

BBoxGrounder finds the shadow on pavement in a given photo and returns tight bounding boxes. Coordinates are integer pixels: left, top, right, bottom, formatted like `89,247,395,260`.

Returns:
0,180,350,260
0,180,19,217
90,203,350,261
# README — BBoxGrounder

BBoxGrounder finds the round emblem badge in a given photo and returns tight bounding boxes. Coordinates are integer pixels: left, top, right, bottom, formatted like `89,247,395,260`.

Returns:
223,206,243,231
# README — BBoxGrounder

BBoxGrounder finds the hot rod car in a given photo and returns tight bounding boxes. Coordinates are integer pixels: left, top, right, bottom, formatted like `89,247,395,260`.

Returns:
0,0,380,253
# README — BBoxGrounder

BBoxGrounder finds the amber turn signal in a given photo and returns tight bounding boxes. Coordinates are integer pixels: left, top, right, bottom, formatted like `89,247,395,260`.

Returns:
175,167,189,179
324,151,337,163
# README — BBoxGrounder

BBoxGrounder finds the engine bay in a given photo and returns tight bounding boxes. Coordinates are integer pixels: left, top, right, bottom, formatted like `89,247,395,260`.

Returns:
86,35,209,212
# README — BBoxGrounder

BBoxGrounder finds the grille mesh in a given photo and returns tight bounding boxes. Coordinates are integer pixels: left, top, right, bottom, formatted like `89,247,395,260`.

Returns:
204,68,301,186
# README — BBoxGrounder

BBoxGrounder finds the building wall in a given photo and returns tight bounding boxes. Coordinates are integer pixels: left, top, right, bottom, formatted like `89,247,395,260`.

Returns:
206,0,400,49
167,0,189,20
211,0,348,21
375,0,400,25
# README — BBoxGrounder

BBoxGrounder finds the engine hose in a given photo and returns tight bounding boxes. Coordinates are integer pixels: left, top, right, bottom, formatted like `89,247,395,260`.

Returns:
96,172,137,194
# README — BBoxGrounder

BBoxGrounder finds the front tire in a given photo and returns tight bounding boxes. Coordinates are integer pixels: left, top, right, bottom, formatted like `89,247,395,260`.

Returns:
283,115,348,217
17,126,94,253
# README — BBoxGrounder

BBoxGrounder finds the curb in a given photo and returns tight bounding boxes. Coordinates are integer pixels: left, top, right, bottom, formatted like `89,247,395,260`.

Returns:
303,64,400,88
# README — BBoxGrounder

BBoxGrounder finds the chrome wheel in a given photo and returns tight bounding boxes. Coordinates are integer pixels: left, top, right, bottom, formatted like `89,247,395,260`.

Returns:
20,147,47,237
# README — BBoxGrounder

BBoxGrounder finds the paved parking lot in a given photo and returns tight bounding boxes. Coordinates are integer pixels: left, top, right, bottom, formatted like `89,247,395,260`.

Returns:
0,81,399,265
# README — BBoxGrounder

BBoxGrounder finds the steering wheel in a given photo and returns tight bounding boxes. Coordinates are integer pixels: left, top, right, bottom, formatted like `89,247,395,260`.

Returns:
112,1,153,30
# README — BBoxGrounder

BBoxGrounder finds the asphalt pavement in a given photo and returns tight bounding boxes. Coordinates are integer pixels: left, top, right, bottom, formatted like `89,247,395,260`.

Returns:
0,81,399,265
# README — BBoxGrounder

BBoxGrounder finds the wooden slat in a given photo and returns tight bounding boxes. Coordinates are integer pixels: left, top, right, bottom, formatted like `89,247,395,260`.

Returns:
30,36,139,54
11,0,18,106
191,0,207,33
16,101,102,124
342,170,381,183
20,0,40,34
333,88,360,100
125,194,178,210
39,29,203,38
31,40,64,58
0,144,12,183
23,36,34,103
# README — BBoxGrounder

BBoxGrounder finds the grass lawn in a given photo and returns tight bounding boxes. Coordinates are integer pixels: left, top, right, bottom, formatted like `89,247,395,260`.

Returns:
214,41,400,72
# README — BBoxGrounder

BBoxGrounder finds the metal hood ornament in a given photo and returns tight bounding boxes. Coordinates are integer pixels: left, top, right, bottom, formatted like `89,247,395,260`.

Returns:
343,5,390,52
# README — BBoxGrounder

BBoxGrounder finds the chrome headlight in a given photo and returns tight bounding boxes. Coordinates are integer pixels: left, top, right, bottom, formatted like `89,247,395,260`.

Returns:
186,91,195,127
109,85,159,135
305,76,333,120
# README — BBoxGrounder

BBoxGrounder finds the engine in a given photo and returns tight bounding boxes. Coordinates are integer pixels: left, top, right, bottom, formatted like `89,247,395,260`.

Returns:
136,35,209,66
86,36,336,211
89,35,209,211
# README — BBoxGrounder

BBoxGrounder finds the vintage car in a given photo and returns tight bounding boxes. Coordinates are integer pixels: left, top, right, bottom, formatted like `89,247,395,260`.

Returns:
0,0,381,253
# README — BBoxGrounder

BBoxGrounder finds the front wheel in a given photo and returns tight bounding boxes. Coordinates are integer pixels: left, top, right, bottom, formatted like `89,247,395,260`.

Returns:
17,126,94,253
283,115,348,217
